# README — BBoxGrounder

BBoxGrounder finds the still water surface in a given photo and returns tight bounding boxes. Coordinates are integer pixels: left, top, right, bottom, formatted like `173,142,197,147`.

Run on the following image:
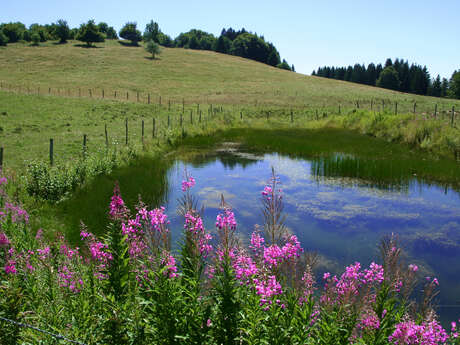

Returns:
162,147,460,321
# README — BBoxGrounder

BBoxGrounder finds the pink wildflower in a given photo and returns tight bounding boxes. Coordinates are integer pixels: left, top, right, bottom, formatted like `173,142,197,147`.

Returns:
109,183,128,221
409,264,419,272
215,208,236,230
181,176,196,192
0,232,10,247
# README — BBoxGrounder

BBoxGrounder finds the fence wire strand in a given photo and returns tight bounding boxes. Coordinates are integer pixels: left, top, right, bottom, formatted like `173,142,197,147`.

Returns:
0,316,87,345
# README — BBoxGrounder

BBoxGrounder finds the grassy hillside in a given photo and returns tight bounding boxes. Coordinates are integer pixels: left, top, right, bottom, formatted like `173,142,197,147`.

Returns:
0,40,459,171
1,40,459,111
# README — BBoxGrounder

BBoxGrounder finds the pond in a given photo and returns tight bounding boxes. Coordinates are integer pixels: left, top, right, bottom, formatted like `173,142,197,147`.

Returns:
58,128,460,322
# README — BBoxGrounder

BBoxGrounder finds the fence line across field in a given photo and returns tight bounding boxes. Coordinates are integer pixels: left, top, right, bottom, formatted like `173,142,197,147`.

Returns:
0,80,458,118
0,93,458,169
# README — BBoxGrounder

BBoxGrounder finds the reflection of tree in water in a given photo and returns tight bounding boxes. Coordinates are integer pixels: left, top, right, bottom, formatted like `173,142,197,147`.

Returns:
189,151,260,170
310,154,459,194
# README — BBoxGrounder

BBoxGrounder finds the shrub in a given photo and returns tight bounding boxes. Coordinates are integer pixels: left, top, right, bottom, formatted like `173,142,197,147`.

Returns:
0,30,8,46
30,32,40,46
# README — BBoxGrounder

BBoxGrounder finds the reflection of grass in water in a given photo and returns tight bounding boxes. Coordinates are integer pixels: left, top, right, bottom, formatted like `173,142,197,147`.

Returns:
186,127,458,192
55,157,172,244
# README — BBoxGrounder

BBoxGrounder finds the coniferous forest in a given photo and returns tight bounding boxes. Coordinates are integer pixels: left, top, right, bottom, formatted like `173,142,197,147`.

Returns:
313,58,460,99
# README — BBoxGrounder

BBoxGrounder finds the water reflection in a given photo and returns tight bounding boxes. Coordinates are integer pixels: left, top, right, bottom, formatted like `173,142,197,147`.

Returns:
164,146,460,322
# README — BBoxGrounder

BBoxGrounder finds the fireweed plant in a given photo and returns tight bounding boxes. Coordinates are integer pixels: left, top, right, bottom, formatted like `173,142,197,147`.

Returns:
0,171,460,345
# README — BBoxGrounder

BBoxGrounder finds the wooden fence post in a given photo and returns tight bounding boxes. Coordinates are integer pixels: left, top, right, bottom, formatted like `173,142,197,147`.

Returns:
371,99,373,110
49,139,54,166
152,118,156,138
199,110,202,123
413,102,416,114
182,99,185,112
434,104,437,118
78,88,81,97
142,120,144,145
240,111,243,120
137,92,139,102
83,134,87,158
291,110,293,122
102,89,104,98
452,106,455,127
89,89,92,98
168,115,170,128
168,100,171,111
395,102,398,115
356,100,359,109
105,124,109,148
180,113,183,127
126,91,129,100
339,105,341,114
190,110,193,124
49,87,51,95
159,96,162,106
114,90,117,98
382,99,385,111
148,93,150,104
125,118,128,145
0,147,3,171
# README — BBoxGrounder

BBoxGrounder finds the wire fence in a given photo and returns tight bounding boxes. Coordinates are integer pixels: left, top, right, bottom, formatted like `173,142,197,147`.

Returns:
0,316,87,345
0,79,459,118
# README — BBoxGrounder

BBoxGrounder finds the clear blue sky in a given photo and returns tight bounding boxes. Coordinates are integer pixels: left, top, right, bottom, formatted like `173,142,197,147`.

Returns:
2,0,459,79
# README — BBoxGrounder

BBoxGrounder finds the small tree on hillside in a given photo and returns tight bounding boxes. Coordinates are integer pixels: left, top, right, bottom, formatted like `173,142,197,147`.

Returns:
31,32,40,46
145,40,161,59
119,22,142,45
55,19,70,43
76,20,104,47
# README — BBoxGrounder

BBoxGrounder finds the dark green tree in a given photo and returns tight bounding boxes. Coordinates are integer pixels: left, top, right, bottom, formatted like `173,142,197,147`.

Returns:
384,58,393,68
28,24,49,42
344,66,353,81
429,75,442,97
441,77,449,97
449,70,460,99
69,28,79,39
277,59,292,71
119,22,142,45
0,22,26,43
376,66,400,90
106,27,118,39
366,63,377,85
31,32,40,46
54,19,70,43
76,20,104,47
157,32,173,46
214,35,231,54
144,20,160,42
98,22,117,39
0,30,9,46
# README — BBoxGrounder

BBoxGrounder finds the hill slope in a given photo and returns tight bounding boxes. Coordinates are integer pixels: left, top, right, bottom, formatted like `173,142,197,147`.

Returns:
1,40,459,111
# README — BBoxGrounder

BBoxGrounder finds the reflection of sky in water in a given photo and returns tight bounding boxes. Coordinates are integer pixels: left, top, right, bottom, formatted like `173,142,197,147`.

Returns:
162,152,460,321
